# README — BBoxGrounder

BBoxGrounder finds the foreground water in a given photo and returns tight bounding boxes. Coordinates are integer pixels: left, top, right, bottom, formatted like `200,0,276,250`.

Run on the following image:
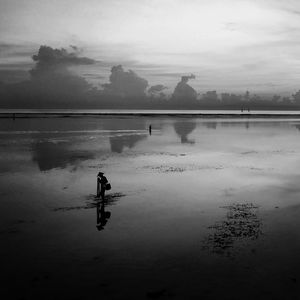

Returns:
0,116,300,299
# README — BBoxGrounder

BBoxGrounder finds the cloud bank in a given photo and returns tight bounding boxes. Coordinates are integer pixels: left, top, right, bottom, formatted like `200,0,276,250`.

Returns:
172,74,197,101
1,44,300,109
30,45,95,77
102,65,148,97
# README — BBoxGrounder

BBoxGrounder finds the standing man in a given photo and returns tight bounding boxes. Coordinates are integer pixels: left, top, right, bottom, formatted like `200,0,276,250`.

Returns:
97,172,108,200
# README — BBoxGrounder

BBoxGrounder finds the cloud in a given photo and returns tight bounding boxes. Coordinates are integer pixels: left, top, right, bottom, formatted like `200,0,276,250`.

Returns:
148,84,167,94
102,65,148,97
0,69,29,83
29,45,95,95
0,44,35,83
1,45,98,108
172,74,197,101
30,45,95,77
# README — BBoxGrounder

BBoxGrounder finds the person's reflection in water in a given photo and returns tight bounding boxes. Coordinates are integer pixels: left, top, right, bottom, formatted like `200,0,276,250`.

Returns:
96,200,111,231
173,120,196,144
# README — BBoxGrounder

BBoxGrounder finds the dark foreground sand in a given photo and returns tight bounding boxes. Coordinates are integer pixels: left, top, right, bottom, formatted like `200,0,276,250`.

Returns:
0,116,299,299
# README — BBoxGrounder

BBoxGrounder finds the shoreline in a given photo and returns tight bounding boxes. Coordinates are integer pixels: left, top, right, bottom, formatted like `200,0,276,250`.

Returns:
2,112,300,118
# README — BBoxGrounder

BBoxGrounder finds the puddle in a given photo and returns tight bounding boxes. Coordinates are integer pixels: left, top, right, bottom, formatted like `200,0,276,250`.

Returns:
203,203,262,255
53,192,126,212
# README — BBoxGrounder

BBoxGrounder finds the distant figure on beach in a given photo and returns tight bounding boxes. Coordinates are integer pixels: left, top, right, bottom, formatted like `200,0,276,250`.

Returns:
149,125,152,135
96,200,111,231
97,172,108,200
241,108,243,112
248,108,250,112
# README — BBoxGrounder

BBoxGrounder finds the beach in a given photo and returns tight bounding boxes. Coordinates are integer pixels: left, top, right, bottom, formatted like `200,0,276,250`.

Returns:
0,115,300,299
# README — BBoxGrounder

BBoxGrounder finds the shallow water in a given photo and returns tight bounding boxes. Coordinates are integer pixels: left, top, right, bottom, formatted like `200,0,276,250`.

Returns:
0,117,300,299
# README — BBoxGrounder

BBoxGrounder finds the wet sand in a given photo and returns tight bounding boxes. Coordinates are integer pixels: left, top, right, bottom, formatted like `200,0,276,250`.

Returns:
0,116,300,299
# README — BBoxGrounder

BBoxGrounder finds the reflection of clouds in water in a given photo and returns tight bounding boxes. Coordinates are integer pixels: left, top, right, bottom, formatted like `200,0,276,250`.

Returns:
201,121,252,130
276,174,300,196
32,140,94,171
204,122,217,130
173,120,196,144
102,118,148,153
110,133,148,153
0,152,32,173
203,203,262,255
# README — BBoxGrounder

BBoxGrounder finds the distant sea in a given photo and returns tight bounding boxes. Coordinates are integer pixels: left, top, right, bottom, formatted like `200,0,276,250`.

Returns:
2,109,300,115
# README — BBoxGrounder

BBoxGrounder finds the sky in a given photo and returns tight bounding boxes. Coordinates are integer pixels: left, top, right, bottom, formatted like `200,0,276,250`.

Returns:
1,0,300,95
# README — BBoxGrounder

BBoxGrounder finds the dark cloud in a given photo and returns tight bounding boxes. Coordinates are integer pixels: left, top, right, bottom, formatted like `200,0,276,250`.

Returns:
30,45,95,77
0,62,33,69
0,69,29,83
172,74,197,101
0,45,97,108
148,84,167,93
147,84,168,100
102,65,148,97
70,45,79,52
1,44,299,109
29,46,94,99
0,61,32,83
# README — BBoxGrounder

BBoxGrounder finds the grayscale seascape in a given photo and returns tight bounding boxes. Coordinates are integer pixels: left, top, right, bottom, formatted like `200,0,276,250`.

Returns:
2,1,300,298
1,115,299,299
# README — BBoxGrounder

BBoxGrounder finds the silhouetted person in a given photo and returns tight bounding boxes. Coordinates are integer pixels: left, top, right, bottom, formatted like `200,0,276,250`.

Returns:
248,108,250,112
149,125,152,135
96,200,111,231
241,108,243,112
97,172,108,200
